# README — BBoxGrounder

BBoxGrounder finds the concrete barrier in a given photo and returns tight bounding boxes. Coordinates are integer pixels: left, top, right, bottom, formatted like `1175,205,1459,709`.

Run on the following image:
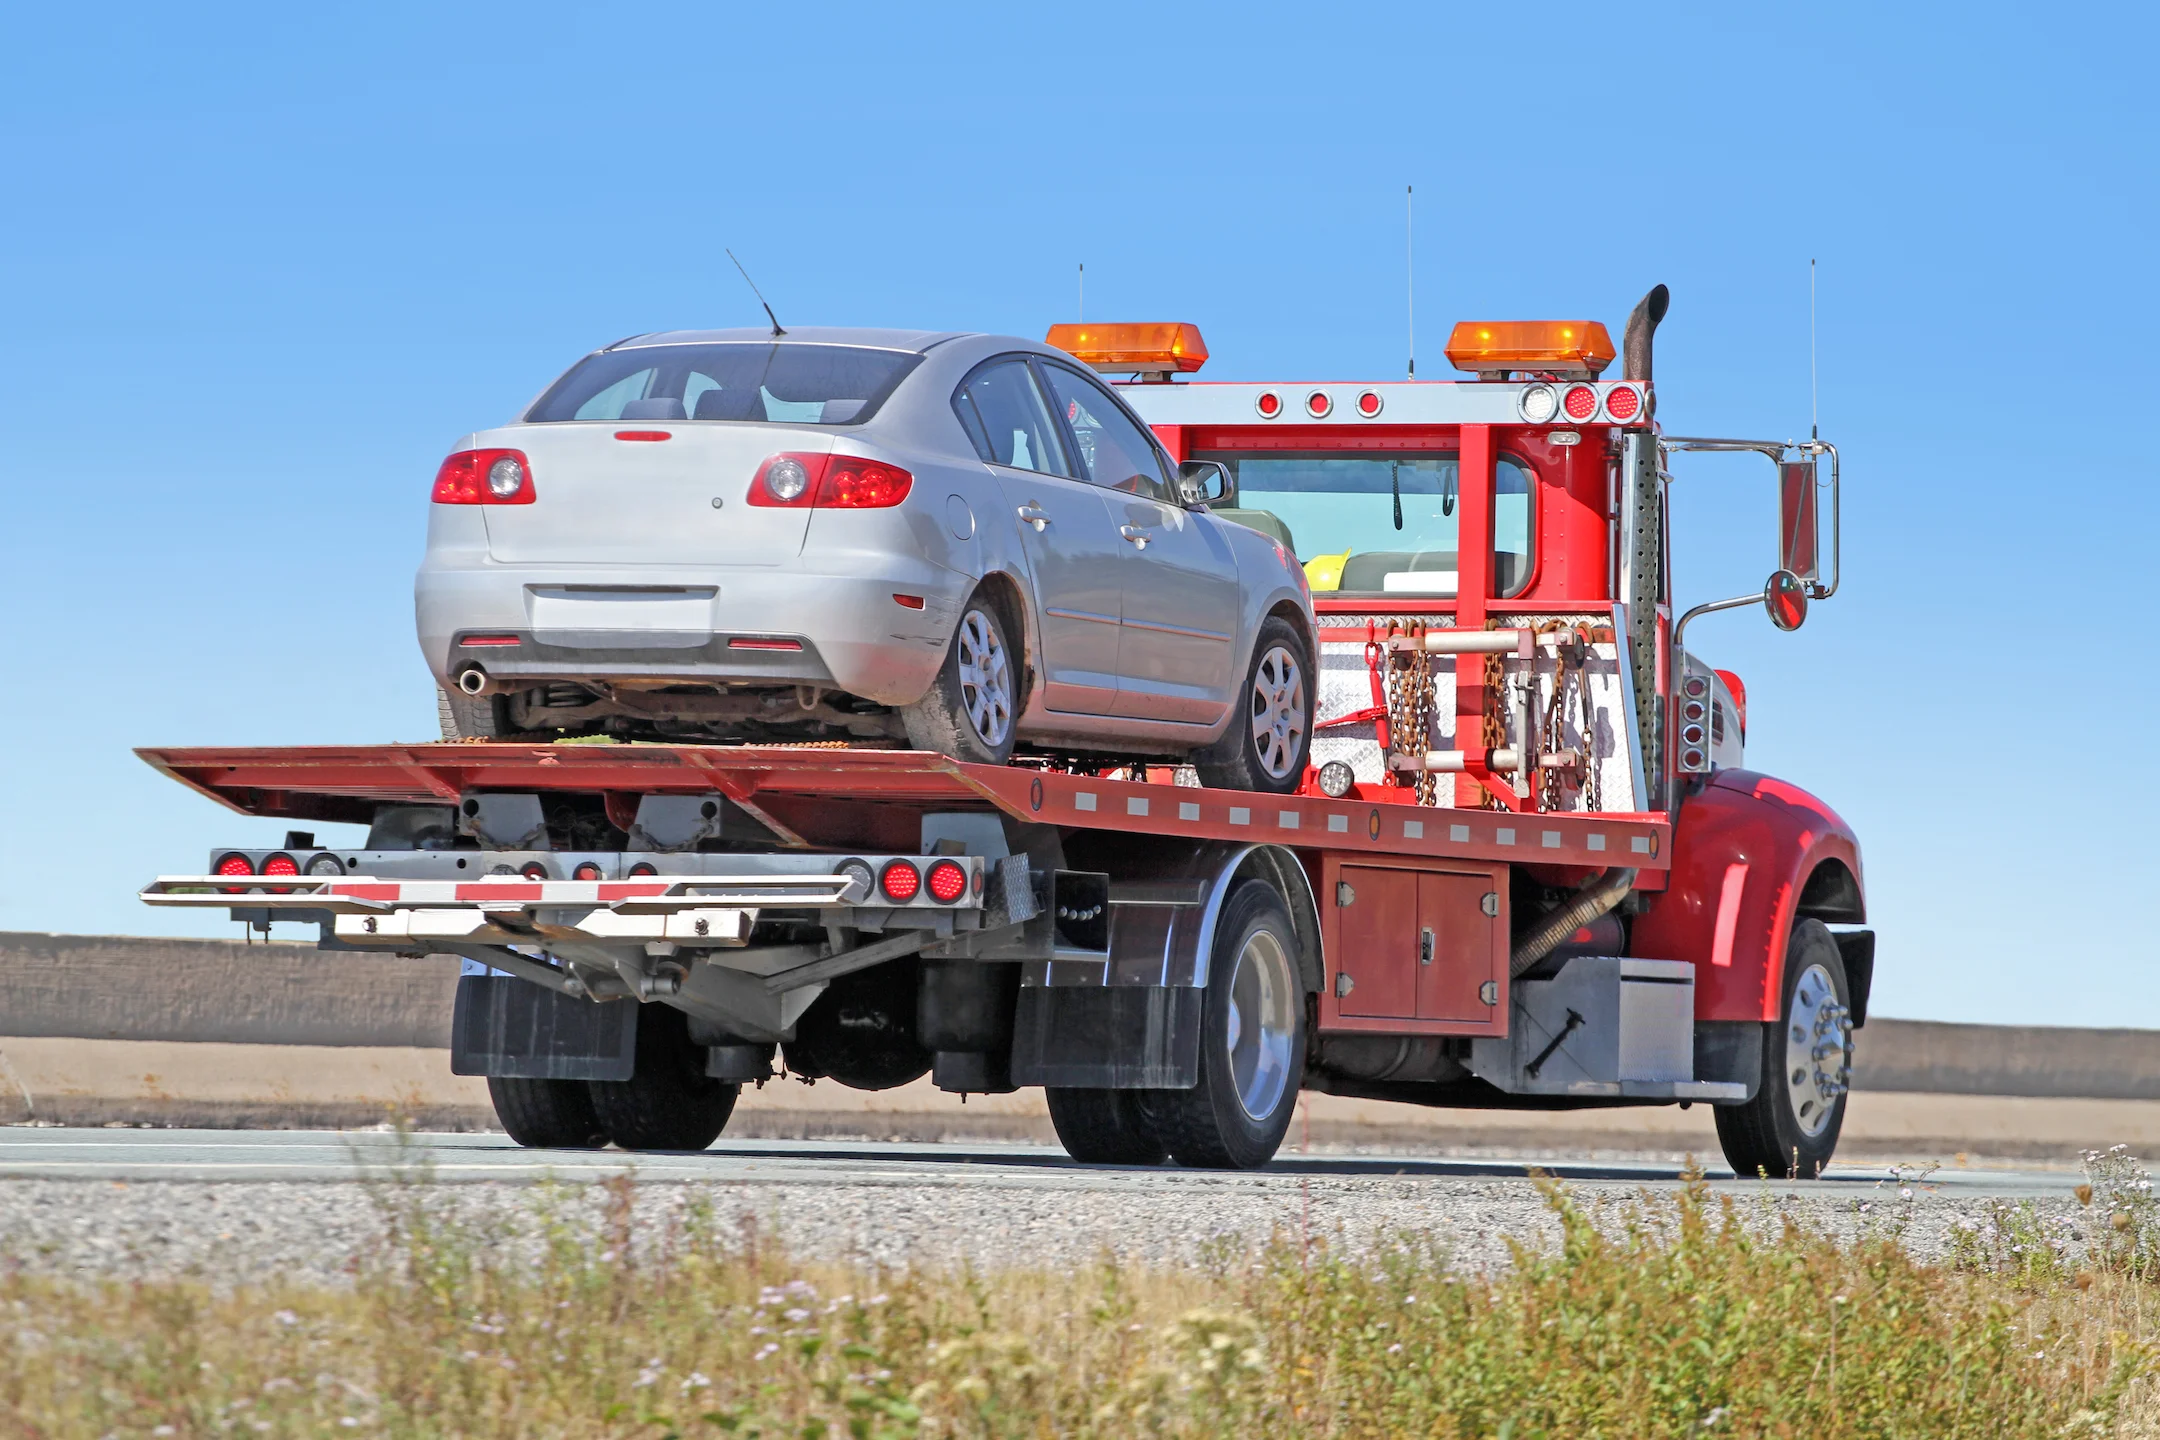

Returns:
4,932,2156,1102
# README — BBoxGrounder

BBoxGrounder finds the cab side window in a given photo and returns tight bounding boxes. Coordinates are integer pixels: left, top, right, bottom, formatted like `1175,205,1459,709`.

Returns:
953,360,1074,477
1037,363,1171,502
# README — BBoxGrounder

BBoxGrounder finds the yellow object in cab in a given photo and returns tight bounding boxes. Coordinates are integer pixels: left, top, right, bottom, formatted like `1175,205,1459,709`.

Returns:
1304,552,1349,592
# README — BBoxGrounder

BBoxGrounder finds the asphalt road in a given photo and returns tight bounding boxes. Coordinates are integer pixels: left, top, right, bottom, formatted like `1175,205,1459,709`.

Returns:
0,1128,2083,1198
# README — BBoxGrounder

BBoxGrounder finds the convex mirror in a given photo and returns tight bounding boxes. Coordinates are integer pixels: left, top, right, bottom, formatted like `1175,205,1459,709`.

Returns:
1765,568,1808,631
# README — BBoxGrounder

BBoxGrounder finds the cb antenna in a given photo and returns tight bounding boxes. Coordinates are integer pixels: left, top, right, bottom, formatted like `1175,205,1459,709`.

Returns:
1809,257,1818,442
727,248,785,337
1078,262,1084,321
1406,185,1415,380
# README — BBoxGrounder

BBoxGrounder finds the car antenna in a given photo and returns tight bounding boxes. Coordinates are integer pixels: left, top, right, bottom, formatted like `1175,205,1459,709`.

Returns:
727,248,786,337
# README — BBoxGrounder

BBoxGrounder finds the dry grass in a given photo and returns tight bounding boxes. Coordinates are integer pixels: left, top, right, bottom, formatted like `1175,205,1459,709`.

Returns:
7,1147,2160,1437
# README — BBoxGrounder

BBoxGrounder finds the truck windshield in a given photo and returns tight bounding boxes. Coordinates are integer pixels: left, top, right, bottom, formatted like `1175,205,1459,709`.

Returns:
525,343,921,425
1198,453,1534,597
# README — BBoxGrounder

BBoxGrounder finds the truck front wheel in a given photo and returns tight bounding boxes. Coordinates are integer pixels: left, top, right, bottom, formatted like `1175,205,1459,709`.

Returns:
1156,881,1306,1169
586,1003,740,1151
1714,918,1855,1179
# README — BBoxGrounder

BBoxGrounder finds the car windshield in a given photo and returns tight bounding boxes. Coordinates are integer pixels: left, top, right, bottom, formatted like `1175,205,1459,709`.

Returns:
1199,452,1535,597
525,343,921,425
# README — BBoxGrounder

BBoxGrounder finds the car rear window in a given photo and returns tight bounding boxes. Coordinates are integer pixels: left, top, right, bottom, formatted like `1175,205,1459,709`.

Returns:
525,343,922,425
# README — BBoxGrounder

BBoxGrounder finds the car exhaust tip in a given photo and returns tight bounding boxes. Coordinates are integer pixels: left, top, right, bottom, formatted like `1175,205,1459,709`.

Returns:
456,666,491,696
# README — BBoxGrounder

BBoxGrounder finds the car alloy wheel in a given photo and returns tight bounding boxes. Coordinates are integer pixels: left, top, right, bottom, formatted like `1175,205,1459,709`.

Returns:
955,608,1013,748
1225,923,1299,1123
1783,960,1852,1138
1247,645,1307,781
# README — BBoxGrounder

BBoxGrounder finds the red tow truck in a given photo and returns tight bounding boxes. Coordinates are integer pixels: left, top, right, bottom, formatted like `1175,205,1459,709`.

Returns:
140,287,1868,1175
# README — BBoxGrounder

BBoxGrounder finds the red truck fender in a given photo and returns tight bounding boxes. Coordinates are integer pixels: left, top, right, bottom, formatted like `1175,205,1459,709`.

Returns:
1628,770,1867,1023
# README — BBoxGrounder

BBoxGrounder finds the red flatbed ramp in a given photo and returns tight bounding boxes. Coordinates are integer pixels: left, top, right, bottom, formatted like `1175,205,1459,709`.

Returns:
137,744,1669,872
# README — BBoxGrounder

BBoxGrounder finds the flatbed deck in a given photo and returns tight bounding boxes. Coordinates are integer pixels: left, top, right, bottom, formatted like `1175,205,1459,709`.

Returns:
138,743,1669,873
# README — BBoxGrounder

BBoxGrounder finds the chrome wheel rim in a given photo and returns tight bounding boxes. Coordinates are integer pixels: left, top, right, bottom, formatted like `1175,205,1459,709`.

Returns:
1247,645,1307,780
1784,961,1852,1138
1225,924,1298,1123
956,609,1013,747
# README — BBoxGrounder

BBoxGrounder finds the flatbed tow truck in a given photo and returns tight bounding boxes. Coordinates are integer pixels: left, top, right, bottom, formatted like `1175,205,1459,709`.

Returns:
139,288,1871,1175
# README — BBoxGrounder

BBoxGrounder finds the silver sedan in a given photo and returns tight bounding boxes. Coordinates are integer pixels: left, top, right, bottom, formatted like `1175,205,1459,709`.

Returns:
416,328,1317,791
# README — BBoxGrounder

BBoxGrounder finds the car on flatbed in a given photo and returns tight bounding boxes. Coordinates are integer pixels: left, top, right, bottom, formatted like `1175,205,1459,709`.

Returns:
419,327,1317,793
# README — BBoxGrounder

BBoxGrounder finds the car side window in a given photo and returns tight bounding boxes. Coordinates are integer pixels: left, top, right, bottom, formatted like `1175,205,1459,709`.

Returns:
1037,363,1171,502
953,360,1074,477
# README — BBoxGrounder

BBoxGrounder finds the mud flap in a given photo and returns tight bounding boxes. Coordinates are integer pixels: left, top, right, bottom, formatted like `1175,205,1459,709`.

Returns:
1008,985,1203,1089
450,974,638,1081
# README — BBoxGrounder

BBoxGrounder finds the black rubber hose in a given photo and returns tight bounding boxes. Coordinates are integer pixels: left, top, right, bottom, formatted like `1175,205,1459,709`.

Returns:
1510,867,1639,979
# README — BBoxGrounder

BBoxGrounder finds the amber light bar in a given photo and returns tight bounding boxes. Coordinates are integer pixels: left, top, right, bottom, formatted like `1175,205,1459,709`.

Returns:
1445,320,1616,379
1044,322,1208,375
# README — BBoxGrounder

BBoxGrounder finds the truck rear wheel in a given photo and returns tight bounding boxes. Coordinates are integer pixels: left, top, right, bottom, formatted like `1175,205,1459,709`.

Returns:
1157,881,1306,1169
487,1076,607,1149
586,1003,740,1151
1714,918,1854,1179
1045,1088,1166,1165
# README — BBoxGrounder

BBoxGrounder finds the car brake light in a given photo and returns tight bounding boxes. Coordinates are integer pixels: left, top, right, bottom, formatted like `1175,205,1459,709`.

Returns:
748,453,913,509
926,859,968,904
1562,384,1599,421
879,860,920,902
614,430,672,442
433,449,536,505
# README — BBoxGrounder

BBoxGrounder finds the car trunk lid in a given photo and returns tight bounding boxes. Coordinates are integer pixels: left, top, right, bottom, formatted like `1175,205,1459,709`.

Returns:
477,424,829,566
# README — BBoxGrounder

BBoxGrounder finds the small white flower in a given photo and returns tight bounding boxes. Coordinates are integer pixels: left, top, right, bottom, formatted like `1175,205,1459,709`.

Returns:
783,1307,811,1323
273,1310,300,1328
754,1343,779,1363
681,1371,712,1392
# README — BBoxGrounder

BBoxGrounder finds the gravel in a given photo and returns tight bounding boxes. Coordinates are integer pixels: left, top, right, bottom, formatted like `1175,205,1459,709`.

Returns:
0,1171,2074,1287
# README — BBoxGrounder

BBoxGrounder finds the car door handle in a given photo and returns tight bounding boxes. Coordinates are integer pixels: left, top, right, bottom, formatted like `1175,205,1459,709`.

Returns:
1119,524,1153,549
1016,503,1049,532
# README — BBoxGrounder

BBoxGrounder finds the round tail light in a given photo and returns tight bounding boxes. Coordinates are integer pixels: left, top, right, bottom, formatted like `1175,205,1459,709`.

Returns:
1682,747,1707,770
1562,384,1598,421
573,861,604,881
215,852,253,894
627,862,659,878
1255,390,1283,418
880,860,920,902
520,863,549,880
1604,384,1643,422
1356,390,1383,417
1305,390,1333,418
304,853,345,877
261,853,299,878
926,859,969,904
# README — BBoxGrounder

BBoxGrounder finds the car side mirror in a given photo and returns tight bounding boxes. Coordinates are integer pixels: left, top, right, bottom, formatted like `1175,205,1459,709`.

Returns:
1765,568,1808,631
1177,460,1228,507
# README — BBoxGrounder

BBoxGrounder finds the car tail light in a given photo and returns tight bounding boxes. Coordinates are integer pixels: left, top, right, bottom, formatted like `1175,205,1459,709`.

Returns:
573,862,603,881
749,453,914,509
1255,391,1283,418
1562,384,1599,421
926,859,968,904
1603,384,1643,422
433,449,535,505
1356,390,1383,417
879,860,920,902
1305,390,1333,418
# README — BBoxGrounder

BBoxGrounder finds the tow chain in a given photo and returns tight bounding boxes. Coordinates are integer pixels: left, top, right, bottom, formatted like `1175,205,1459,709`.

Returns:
1382,620,1438,806
1478,623,1508,811
1531,621,1602,813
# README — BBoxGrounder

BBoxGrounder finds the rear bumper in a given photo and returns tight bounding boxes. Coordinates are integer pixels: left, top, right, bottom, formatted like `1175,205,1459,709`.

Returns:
416,560,964,705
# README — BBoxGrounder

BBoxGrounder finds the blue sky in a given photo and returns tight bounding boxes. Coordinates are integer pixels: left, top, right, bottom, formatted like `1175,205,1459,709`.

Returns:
2,4,2153,1025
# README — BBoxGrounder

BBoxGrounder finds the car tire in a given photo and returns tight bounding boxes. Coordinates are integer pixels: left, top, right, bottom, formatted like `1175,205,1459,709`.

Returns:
1155,881,1306,1170
899,595,1018,766
439,686,514,740
1714,919,1854,1179
1045,1088,1167,1165
1194,617,1313,794
585,1003,740,1151
486,1076,608,1150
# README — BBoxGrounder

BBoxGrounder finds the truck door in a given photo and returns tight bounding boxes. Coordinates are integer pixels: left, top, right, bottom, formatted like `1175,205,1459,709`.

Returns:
1035,362,1239,724
956,358,1125,714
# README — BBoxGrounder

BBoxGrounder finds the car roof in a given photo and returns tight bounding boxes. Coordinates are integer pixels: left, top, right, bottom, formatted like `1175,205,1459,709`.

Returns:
610,327,967,354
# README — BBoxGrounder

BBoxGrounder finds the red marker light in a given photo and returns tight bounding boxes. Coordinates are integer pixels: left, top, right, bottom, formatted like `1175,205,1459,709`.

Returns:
1255,391,1283,418
1305,390,1333,418
459,635,521,648
1604,384,1642,422
573,862,604,881
261,854,299,877
728,637,804,651
879,860,920,902
893,593,926,609
926,859,968,904
628,862,659,878
1356,391,1383,417
520,863,549,880
1562,384,1599,421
